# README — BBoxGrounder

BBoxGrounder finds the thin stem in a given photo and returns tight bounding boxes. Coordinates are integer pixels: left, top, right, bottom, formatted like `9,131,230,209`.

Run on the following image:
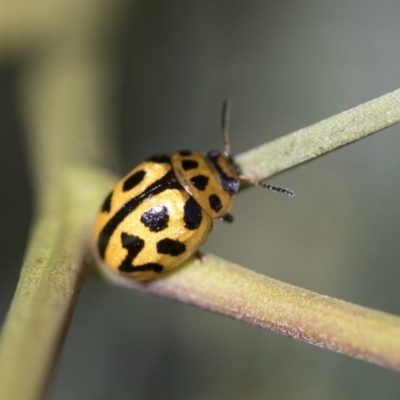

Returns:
0,168,115,399
236,89,400,180
0,26,119,400
100,253,400,371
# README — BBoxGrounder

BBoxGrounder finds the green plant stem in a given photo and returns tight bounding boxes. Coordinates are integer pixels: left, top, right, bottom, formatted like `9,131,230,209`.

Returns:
0,43,118,399
236,89,400,179
101,254,400,371
0,168,115,399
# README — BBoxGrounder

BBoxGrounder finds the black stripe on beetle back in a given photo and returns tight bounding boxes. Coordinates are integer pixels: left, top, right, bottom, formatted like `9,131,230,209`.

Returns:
123,170,146,192
133,263,164,273
101,191,113,213
190,175,209,191
182,160,199,171
97,169,182,259
206,151,240,195
183,197,202,230
146,154,171,163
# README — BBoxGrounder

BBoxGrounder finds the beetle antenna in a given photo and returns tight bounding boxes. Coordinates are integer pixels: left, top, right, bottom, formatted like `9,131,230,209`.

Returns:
239,175,295,196
221,99,232,156
263,184,295,196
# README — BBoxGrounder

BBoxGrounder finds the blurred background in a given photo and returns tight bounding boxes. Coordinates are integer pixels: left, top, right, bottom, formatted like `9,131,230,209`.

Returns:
1,1,400,399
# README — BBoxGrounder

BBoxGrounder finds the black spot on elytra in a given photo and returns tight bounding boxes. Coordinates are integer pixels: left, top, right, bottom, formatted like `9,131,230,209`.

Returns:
209,194,222,212
140,206,169,232
182,159,199,171
123,170,146,192
121,262,164,273
190,175,209,191
179,150,192,156
101,191,113,212
119,233,145,271
119,233,164,273
157,238,186,256
121,233,144,254
183,197,202,230
146,154,171,163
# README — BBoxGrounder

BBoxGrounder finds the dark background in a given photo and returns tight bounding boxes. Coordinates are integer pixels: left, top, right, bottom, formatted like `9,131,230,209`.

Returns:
1,1,400,399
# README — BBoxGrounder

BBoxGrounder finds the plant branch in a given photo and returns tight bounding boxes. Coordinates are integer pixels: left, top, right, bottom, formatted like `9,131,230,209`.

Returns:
236,89,400,179
0,12,120,397
0,167,115,400
100,253,400,371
